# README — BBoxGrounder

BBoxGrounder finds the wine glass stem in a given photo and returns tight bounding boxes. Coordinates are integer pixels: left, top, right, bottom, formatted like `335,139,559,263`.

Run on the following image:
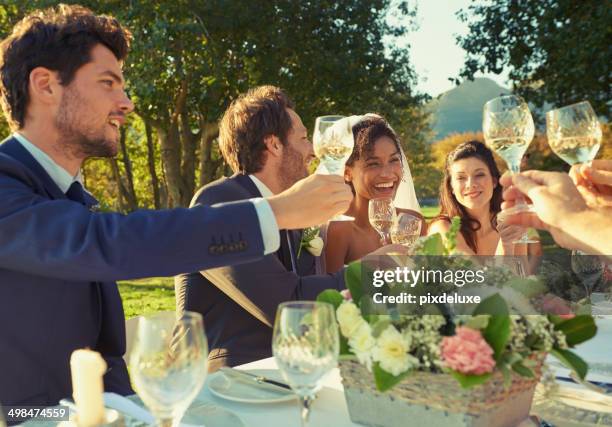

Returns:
300,395,313,427
380,232,390,245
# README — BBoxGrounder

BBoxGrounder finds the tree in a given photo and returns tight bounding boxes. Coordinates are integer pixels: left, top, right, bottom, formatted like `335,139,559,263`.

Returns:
457,0,611,118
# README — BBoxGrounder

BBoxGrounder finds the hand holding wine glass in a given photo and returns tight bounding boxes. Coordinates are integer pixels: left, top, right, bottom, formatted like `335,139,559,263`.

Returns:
369,197,396,245
273,302,339,426
130,311,208,427
483,94,536,244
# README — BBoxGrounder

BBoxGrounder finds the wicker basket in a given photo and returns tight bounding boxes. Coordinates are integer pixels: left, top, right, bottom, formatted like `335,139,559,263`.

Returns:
339,358,543,427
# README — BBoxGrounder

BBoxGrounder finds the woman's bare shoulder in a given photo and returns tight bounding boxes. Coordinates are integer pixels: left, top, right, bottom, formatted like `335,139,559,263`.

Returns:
326,221,353,242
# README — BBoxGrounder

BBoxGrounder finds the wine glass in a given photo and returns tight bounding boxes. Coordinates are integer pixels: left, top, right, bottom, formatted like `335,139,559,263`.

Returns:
483,94,537,244
130,311,208,427
313,115,354,221
369,197,396,245
571,252,604,302
391,212,422,252
546,101,602,166
272,301,339,426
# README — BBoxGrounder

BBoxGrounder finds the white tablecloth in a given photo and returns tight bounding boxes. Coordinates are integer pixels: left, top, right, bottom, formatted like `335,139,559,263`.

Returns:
198,357,357,427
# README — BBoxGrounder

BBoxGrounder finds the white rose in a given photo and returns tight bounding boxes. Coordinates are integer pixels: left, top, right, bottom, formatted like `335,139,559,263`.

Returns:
349,321,375,370
372,325,417,376
336,301,363,338
306,236,324,256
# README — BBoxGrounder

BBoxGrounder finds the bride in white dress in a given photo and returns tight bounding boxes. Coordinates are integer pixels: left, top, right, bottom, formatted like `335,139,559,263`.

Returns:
320,114,422,273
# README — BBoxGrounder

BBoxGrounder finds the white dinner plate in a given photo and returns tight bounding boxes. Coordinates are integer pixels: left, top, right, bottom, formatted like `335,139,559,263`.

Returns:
207,369,296,404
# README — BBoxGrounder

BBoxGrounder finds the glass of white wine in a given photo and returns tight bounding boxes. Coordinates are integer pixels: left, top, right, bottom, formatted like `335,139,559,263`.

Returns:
313,115,354,221
546,101,602,166
391,212,421,252
369,197,396,245
272,301,339,426
483,94,537,244
130,311,208,427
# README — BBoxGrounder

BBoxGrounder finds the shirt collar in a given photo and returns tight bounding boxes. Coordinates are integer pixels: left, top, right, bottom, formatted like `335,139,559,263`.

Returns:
12,132,82,193
248,174,274,197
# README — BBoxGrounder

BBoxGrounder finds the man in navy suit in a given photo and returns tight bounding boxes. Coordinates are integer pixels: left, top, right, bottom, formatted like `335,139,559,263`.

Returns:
0,5,352,409
176,86,356,370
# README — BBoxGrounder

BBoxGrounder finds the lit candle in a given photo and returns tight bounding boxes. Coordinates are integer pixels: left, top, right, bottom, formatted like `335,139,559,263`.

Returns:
70,349,107,426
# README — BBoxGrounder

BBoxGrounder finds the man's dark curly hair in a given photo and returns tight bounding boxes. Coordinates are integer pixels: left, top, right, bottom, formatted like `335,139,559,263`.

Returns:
0,3,131,130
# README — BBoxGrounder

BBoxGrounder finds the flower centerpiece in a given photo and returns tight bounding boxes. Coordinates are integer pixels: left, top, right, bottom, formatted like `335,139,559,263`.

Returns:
317,218,597,427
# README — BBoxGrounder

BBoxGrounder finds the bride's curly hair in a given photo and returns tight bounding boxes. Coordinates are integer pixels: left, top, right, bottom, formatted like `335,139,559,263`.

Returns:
434,140,502,253
345,115,402,167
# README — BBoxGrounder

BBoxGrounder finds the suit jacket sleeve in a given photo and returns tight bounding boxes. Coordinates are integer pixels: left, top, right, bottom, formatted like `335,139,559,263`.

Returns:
0,161,266,281
193,182,344,326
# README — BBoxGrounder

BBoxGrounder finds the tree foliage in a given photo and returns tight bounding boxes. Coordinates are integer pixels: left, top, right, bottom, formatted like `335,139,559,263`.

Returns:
0,1,433,209
457,0,611,118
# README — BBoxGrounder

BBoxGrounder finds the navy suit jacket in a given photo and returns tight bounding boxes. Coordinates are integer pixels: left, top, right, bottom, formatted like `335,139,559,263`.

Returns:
175,174,344,371
0,137,267,408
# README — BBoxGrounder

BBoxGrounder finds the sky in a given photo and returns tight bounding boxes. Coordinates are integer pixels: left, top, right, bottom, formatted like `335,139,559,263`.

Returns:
402,0,510,97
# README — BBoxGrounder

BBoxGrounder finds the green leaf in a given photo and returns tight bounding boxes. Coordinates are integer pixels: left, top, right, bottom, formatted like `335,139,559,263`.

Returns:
414,233,445,256
339,335,350,356
483,315,511,361
554,315,597,347
451,371,492,388
370,319,392,338
344,261,363,308
316,289,344,311
506,277,548,298
551,348,588,380
500,364,512,388
373,362,412,392
465,315,489,330
512,362,534,378
473,293,509,316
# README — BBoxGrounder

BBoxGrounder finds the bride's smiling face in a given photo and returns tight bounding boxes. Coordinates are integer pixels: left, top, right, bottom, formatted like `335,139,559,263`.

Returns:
345,137,402,200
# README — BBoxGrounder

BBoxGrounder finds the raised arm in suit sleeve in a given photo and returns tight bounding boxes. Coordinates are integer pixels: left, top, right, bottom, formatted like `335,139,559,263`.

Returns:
184,181,344,326
0,158,278,281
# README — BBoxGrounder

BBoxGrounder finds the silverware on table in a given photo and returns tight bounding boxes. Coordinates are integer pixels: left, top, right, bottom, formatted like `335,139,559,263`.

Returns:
219,367,293,393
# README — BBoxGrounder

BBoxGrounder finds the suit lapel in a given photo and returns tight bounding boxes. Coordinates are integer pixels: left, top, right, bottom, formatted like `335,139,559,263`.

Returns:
232,174,298,273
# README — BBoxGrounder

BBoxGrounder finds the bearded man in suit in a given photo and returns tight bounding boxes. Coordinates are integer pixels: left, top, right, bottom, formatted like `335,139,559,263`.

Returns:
175,86,349,370
0,6,352,410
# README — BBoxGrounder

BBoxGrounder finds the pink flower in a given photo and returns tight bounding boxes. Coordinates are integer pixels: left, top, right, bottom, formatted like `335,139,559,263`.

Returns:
441,327,496,375
341,289,352,301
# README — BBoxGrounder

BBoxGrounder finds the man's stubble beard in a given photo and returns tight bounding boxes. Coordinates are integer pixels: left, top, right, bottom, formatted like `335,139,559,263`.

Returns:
55,85,118,160
278,144,309,191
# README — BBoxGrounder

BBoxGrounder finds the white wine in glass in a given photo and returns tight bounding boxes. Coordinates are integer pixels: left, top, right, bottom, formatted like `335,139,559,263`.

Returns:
313,115,354,221
273,301,339,426
483,95,537,244
391,212,421,251
546,101,602,166
369,197,396,245
130,311,208,427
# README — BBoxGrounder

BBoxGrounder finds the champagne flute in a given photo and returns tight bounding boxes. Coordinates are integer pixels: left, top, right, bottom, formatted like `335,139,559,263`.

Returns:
483,94,537,244
546,101,602,166
313,115,354,221
130,311,208,427
369,197,396,245
272,301,339,426
391,212,422,252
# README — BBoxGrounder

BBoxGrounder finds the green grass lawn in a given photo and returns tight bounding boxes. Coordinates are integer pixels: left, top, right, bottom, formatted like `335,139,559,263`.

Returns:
421,205,440,219
118,277,176,318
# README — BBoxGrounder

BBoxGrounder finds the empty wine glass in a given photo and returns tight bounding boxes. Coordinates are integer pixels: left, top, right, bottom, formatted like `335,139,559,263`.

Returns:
483,94,537,244
272,301,339,426
391,212,422,252
369,197,396,245
546,101,602,166
313,115,354,221
130,311,208,427
571,251,604,302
